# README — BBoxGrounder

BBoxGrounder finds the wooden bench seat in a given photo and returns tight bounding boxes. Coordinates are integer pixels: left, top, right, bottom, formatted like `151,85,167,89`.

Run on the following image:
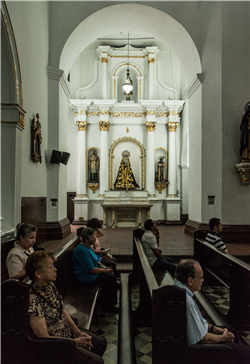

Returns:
1,237,102,364
194,229,250,331
130,228,238,364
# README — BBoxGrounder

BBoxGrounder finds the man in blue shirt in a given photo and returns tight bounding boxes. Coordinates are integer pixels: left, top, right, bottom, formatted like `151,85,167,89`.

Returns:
174,259,250,364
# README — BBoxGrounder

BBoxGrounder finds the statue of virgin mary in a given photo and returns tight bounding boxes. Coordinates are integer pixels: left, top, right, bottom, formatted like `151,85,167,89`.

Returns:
114,150,139,189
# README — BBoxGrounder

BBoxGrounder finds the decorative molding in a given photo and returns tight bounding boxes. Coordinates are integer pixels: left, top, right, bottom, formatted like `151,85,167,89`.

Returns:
76,121,87,131
235,162,250,186
146,122,157,132
100,110,109,115
87,183,99,193
148,58,155,64
74,112,78,117
155,182,168,194
126,127,129,133
139,79,142,99
47,65,64,81
111,111,145,118
75,61,99,97
18,110,25,129
109,55,145,59
99,121,110,131
114,79,116,99
146,110,156,116
109,136,146,190
113,63,142,77
101,57,108,63
80,109,85,115
59,71,71,98
87,111,99,117
184,73,203,99
1,3,23,106
167,122,179,132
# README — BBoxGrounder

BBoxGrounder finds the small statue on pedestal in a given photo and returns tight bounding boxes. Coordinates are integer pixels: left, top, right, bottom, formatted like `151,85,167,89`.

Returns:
157,156,166,182
88,149,99,182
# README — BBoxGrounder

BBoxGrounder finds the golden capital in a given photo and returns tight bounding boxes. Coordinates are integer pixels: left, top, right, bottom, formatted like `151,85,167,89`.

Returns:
18,110,25,129
75,112,78,117
76,121,87,131
99,121,110,131
146,122,157,132
101,57,108,63
167,122,179,132
80,109,85,115
148,58,155,64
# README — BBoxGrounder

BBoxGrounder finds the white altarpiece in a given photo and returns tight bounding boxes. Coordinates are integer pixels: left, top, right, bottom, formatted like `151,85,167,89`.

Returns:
68,44,185,226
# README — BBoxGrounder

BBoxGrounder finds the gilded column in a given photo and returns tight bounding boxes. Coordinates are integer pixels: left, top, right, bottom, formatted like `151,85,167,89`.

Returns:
167,122,179,197
112,76,118,101
99,121,110,196
76,110,87,197
137,76,144,101
148,58,154,100
101,57,108,99
146,121,157,196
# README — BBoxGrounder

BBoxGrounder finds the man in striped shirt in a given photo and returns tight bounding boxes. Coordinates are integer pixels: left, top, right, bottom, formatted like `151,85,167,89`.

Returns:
205,218,229,253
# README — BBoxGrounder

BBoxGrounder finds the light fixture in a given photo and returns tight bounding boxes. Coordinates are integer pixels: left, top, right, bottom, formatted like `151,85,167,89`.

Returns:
123,32,133,97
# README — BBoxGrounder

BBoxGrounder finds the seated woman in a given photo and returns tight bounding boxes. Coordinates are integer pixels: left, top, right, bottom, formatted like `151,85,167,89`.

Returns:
87,218,117,276
6,223,37,280
72,228,118,312
25,250,106,364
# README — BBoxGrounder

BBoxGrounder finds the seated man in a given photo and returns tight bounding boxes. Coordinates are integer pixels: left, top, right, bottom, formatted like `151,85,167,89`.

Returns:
174,259,250,364
205,218,228,253
141,219,176,277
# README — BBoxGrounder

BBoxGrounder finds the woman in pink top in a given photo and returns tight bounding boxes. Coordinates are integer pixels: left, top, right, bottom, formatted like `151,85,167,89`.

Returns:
87,218,117,276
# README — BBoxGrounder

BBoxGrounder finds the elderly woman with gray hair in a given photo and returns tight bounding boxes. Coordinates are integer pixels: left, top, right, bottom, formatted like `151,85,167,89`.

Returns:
72,227,118,312
25,250,106,364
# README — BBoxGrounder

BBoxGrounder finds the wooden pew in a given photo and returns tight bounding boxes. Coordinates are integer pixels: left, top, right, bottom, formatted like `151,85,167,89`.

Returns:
1,279,76,364
194,229,250,331
1,237,102,364
131,229,235,364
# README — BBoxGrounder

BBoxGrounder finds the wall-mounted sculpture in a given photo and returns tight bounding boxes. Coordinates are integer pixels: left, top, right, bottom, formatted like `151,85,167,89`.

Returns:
31,113,42,163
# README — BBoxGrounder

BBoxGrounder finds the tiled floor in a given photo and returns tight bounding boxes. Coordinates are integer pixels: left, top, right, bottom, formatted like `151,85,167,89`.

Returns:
91,284,250,364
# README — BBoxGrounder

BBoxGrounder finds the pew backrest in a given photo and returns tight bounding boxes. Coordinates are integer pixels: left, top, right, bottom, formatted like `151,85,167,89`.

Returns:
194,232,250,330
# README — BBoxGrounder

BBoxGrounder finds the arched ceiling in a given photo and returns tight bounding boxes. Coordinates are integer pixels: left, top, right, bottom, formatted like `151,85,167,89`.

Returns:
59,4,201,85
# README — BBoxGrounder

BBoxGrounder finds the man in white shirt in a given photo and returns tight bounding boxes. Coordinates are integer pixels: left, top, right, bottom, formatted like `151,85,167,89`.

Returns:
141,219,176,277
174,259,250,364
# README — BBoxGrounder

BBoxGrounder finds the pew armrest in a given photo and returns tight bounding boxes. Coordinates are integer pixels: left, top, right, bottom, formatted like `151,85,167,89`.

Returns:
29,336,76,363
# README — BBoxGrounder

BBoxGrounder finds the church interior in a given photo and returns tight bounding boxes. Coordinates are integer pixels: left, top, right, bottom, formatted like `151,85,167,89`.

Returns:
1,1,250,363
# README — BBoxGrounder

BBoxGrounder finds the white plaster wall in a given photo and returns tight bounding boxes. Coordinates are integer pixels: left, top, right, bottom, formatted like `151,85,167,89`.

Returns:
221,2,250,224
154,51,181,99
58,86,69,220
200,3,223,223
67,110,78,192
70,51,102,99
188,89,202,222
7,1,49,197
50,2,201,82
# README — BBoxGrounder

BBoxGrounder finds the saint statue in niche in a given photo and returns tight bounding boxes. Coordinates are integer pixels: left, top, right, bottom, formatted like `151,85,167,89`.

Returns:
114,150,139,189
88,149,99,182
240,101,250,161
157,156,167,182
